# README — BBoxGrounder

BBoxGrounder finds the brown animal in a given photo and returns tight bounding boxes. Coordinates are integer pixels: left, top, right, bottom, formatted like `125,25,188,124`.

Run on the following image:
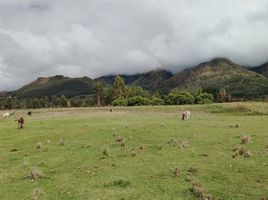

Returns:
182,111,191,120
17,117,24,129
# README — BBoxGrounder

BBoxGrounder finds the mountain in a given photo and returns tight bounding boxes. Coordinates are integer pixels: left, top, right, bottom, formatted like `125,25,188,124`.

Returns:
165,58,268,98
96,69,173,92
14,75,96,98
249,62,268,78
0,91,8,97
6,58,268,99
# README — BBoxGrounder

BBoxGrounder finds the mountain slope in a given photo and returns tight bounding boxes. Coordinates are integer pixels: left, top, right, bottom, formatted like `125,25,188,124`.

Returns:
5,58,268,99
165,58,268,98
14,75,95,98
96,69,173,92
249,62,268,78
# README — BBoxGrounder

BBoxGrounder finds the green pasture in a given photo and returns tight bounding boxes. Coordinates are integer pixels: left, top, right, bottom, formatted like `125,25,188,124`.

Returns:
0,103,267,200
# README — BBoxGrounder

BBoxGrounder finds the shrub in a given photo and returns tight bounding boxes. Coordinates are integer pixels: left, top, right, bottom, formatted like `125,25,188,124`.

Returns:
151,97,164,105
127,96,151,106
194,92,214,104
112,98,128,106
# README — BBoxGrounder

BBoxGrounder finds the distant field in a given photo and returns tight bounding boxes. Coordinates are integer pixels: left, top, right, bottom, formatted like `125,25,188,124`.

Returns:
0,102,267,200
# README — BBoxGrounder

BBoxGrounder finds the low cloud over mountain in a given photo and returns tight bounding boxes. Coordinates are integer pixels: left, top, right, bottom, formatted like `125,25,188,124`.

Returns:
1,0,268,90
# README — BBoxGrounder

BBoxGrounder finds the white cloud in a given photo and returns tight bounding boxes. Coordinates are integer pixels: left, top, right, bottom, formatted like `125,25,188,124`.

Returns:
0,0,268,90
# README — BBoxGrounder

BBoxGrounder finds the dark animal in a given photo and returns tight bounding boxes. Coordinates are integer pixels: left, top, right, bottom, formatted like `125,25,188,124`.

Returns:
17,117,24,129
28,111,32,116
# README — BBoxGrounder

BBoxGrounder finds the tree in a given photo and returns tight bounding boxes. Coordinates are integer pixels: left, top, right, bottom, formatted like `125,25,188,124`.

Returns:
95,81,104,106
113,76,126,99
59,95,68,107
217,88,228,102
125,86,149,98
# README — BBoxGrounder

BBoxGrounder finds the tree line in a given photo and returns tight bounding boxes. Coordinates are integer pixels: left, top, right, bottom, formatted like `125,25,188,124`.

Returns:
0,75,225,110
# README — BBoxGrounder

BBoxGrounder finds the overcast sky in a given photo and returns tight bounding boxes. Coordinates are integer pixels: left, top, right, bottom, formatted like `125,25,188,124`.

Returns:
0,0,268,90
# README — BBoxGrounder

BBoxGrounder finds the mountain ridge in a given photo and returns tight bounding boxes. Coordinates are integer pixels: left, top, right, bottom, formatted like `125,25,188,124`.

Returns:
2,58,268,99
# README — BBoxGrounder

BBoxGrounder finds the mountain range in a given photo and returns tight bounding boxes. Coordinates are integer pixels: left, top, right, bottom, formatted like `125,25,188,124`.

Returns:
1,58,268,99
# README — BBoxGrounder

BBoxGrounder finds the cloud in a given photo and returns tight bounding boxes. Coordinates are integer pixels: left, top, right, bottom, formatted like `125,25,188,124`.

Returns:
0,0,268,90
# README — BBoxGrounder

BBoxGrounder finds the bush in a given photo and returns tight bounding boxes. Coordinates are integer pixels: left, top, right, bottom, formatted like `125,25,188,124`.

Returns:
112,98,128,106
194,92,214,104
127,96,151,106
175,92,195,104
164,92,195,105
151,97,164,105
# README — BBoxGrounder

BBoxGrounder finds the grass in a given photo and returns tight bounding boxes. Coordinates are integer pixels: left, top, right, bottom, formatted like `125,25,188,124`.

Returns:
0,102,267,199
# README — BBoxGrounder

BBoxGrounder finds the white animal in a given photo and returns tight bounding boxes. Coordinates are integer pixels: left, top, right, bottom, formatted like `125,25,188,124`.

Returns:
3,112,10,118
181,111,191,120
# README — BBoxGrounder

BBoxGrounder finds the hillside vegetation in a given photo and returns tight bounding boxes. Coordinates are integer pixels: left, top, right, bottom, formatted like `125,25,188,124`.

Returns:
14,76,96,98
3,58,268,99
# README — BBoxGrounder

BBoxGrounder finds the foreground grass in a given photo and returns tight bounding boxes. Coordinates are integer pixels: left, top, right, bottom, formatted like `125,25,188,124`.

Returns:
0,102,267,200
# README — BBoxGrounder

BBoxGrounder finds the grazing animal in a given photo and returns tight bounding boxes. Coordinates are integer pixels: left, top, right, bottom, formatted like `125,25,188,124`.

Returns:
27,111,32,116
3,112,10,118
17,117,24,129
182,111,191,120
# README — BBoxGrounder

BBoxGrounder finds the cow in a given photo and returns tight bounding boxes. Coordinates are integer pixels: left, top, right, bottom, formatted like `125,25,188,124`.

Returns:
182,111,191,120
17,117,24,129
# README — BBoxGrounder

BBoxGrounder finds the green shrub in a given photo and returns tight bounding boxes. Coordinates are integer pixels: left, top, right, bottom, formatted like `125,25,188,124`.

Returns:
127,96,151,106
112,98,128,106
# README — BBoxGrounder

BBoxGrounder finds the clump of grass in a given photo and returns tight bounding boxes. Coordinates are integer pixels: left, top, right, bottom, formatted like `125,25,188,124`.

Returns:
190,181,212,200
174,167,181,177
158,145,163,150
168,139,188,148
187,167,198,175
131,151,136,157
168,139,177,145
30,167,42,181
99,149,110,160
59,138,64,146
240,134,251,144
115,136,123,143
232,147,252,158
120,141,126,148
102,149,109,157
180,140,188,148
199,153,208,157
105,179,130,188
230,124,239,128
32,188,44,200
139,145,145,150
10,148,19,152
185,175,193,182
36,142,42,149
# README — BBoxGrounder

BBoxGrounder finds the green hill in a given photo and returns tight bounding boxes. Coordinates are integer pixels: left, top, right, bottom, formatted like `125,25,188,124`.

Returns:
6,58,268,99
165,58,268,98
14,75,95,98
96,69,173,92
249,62,268,78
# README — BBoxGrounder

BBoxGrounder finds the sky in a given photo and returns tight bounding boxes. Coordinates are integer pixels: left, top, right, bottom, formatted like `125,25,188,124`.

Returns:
0,0,268,90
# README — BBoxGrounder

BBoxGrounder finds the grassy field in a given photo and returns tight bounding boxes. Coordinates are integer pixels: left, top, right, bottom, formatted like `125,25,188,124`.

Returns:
0,102,267,200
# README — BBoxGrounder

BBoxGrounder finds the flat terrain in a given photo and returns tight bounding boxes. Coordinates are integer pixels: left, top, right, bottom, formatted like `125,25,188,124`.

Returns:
0,103,267,200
